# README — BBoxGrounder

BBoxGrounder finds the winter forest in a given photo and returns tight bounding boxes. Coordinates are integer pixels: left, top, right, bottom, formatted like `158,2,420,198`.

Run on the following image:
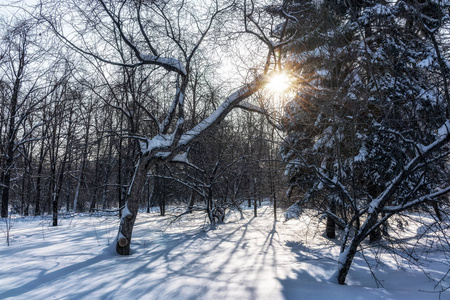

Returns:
2,0,450,299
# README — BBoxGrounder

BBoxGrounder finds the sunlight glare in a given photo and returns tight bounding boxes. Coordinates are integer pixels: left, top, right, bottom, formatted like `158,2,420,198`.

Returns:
266,72,290,94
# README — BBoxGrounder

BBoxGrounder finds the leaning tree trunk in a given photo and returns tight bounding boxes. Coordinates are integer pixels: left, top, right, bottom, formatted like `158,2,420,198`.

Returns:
368,186,382,242
115,157,149,255
336,237,361,285
336,208,381,284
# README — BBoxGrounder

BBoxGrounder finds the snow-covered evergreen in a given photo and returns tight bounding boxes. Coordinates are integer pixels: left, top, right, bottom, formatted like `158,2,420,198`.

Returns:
279,0,450,284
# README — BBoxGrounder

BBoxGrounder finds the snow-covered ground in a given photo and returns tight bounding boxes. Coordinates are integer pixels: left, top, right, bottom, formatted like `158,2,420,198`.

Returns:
0,205,449,300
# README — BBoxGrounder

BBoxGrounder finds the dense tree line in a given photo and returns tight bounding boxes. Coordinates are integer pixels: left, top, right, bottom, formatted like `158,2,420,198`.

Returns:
0,1,287,230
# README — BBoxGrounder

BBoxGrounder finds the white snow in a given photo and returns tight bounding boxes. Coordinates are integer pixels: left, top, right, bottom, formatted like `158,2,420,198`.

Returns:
140,133,174,155
418,56,434,69
121,202,132,219
284,202,302,221
0,206,449,299
354,144,368,162
140,54,187,75
419,120,450,153
171,152,189,164
438,121,450,138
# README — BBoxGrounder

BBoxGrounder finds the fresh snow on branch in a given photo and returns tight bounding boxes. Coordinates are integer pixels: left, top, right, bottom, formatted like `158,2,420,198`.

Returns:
140,54,187,76
140,76,267,157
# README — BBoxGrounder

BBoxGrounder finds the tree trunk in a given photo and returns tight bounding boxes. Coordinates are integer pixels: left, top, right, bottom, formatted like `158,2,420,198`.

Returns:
336,206,382,284
160,195,166,217
117,138,124,217
326,216,336,239
89,137,102,212
326,195,336,239
73,171,83,213
21,171,26,215
101,140,113,210
153,165,166,217
337,239,360,285
146,177,154,213
35,124,48,216
74,109,91,213
188,190,195,213
1,43,23,219
101,180,108,210
250,177,257,217
115,157,148,255
1,171,11,218
368,186,381,242
432,201,443,221
35,171,42,216
24,167,31,216
66,162,71,212
272,187,277,222
369,215,382,242
206,179,215,228
1,118,16,217
52,191,58,226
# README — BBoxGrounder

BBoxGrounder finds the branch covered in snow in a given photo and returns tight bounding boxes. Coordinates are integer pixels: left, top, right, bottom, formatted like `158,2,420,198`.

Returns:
367,120,450,215
382,186,450,214
284,201,302,221
140,74,270,159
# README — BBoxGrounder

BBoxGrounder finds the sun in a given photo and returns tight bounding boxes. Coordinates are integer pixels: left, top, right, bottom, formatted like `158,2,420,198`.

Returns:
266,72,290,94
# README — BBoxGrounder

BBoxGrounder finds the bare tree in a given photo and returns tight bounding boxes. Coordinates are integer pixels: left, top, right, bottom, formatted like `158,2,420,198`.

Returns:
39,0,298,254
0,17,64,218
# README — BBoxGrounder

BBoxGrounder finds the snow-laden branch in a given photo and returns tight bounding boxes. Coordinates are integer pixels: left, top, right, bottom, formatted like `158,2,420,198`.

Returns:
127,158,140,197
368,120,450,214
382,186,450,213
325,210,347,229
177,77,267,146
140,55,187,76
283,156,357,211
140,74,269,157
236,101,267,114
170,151,203,172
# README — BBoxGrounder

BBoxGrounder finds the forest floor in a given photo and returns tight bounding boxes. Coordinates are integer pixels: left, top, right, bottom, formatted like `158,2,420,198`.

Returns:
0,204,449,299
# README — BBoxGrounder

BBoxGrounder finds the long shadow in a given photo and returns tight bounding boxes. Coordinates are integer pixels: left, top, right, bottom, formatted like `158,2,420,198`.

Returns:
0,253,107,298
278,239,350,300
3,217,117,257
3,210,284,299
114,217,258,299
278,235,450,300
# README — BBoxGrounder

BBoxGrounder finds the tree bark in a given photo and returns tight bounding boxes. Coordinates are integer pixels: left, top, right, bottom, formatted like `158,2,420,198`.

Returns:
188,190,195,213
1,38,23,218
369,216,381,242
1,170,12,218
337,238,360,285
115,157,148,255
326,195,336,239
337,207,382,284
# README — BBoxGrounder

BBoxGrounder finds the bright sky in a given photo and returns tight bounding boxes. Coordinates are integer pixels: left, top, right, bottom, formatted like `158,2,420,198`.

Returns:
0,0,37,19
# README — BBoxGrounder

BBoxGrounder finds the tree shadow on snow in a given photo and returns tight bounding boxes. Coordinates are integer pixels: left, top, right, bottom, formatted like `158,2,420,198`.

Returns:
278,236,450,300
0,252,109,299
99,217,261,299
